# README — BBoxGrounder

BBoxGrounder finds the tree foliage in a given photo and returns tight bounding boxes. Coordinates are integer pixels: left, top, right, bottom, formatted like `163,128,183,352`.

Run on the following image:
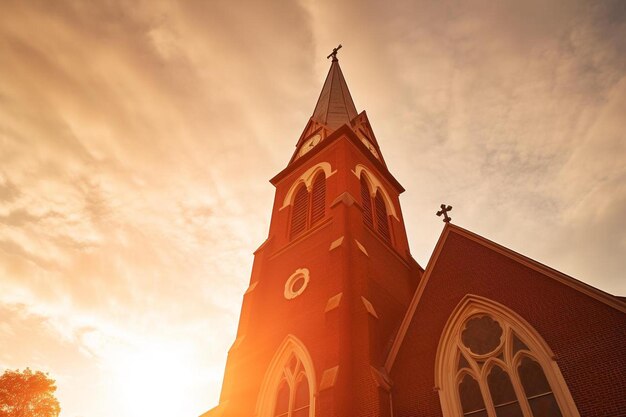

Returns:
0,368,60,417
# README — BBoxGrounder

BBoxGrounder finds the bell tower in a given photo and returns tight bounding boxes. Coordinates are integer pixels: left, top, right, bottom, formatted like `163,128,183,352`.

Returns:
204,50,422,417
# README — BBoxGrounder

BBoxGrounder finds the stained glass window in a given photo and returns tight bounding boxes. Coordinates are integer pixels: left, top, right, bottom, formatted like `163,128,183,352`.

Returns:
452,314,568,417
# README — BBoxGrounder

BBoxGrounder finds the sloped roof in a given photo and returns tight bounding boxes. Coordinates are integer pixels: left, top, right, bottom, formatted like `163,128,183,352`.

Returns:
384,223,626,372
310,58,358,130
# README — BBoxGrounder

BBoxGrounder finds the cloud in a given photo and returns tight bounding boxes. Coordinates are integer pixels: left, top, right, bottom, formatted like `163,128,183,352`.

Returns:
0,1,624,417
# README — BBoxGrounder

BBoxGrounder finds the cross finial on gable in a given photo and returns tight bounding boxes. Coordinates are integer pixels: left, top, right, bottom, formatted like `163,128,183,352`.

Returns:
327,44,342,62
436,204,452,223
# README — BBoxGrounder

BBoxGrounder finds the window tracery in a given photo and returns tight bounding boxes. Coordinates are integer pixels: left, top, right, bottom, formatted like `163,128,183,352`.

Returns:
272,354,311,417
257,336,315,417
436,296,579,417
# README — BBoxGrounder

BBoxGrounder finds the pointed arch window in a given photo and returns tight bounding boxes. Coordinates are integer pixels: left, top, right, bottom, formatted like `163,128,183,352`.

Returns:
289,172,327,239
437,299,579,417
359,175,392,243
258,336,316,417
272,354,312,417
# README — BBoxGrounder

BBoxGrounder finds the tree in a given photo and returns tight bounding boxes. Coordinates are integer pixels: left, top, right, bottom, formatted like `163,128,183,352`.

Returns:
0,368,60,417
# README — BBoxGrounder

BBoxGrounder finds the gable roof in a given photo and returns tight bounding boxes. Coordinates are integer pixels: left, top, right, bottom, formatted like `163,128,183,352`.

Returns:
384,223,626,372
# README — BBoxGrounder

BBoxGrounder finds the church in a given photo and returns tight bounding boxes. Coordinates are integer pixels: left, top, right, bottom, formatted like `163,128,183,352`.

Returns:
202,49,626,417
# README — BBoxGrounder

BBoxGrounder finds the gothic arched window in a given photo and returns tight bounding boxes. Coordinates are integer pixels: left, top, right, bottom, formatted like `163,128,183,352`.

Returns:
257,336,315,417
359,174,392,243
289,172,327,239
436,297,580,417
273,355,312,417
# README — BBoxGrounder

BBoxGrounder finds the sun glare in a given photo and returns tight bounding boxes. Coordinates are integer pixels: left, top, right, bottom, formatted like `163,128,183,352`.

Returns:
110,344,196,417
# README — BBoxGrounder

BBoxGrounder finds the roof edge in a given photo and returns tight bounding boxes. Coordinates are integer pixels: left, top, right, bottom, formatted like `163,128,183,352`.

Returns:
384,223,626,372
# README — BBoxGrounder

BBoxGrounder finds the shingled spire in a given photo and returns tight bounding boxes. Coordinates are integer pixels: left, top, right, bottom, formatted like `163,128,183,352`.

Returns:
310,52,358,131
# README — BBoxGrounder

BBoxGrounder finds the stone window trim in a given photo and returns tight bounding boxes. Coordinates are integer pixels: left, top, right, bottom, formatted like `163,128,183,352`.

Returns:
358,171,394,243
435,295,580,417
281,162,336,209
284,268,310,300
352,164,398,219
288,171,327,239
256,335,316,417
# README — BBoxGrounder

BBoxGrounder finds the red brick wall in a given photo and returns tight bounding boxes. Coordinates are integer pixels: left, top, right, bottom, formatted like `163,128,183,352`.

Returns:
390,230,626,417
217,131,420,417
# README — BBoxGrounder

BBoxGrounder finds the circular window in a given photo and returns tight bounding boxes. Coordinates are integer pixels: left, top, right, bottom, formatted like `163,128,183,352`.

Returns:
284,268,310,300
461,315,503,355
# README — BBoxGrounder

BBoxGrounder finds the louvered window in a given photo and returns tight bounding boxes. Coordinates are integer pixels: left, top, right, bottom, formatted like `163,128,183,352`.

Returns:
289,172,328,240
374,191,391,242
360,176,374,227
290,186,309,238
310,174,326,224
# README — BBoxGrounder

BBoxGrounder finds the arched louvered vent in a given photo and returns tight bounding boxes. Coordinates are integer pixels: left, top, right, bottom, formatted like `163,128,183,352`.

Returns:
290,185,309,238
374,191,391,242
360,176,373,227
310,174,326,224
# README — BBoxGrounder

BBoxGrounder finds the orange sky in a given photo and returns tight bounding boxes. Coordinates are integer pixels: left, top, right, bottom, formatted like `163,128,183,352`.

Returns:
1,1,625,417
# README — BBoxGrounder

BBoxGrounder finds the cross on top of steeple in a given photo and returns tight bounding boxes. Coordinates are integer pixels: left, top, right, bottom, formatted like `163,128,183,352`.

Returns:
327,44,342,62
310,45,358,130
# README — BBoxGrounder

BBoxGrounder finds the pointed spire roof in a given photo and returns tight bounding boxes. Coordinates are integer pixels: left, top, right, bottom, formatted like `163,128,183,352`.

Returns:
310,55,358,131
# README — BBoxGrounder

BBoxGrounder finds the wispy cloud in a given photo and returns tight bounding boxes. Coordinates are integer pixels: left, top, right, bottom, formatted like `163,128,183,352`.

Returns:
0,1,624,416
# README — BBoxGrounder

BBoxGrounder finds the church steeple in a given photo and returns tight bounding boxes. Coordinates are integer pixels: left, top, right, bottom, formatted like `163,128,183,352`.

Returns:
310,50,358,130
203,49,421,417
291,48,385,166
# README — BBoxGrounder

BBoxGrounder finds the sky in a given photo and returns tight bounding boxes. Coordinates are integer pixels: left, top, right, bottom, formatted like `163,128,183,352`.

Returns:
0,1,624,416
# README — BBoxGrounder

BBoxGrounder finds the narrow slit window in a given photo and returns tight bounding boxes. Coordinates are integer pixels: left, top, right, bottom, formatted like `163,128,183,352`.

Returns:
360,176,374,227
374,191,391,242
